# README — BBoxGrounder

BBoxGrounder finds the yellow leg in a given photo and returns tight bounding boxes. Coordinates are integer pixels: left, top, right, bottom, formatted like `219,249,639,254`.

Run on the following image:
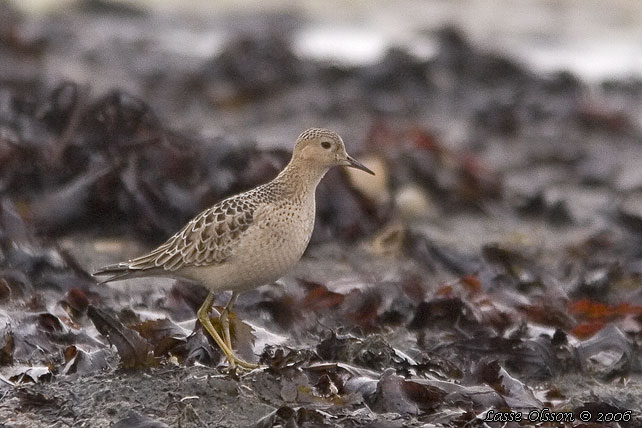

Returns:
197,292,257,370
220,291,239,351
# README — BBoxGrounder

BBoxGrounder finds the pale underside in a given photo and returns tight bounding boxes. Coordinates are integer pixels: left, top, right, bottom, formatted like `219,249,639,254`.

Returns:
97,184,316,292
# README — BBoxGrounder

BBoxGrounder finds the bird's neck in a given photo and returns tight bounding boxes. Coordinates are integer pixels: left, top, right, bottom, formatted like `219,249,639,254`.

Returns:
273,158,329,200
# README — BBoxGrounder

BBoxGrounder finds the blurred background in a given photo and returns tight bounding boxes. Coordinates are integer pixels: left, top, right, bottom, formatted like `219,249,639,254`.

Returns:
10,0,642,82
3,0,642,250
6,0,642,141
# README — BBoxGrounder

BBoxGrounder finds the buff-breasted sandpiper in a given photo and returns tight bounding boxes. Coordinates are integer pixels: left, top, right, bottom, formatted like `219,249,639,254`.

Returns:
94,128,374,369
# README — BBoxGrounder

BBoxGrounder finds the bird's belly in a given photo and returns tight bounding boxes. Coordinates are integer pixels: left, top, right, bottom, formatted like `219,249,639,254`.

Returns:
182,212,314,292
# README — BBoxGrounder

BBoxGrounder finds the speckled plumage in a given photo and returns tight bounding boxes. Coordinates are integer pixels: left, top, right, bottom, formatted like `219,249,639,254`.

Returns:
94,128,374,368
96,149,317,290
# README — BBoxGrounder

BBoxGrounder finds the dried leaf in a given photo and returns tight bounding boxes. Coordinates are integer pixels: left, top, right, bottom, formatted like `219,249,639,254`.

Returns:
301,282,345,310
134,318,189,345
372,370,446,415
62,346,109,375
2,365,52,383
87,305,155,368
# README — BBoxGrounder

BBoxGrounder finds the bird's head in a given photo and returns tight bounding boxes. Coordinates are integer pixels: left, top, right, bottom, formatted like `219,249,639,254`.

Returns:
292,128,375,175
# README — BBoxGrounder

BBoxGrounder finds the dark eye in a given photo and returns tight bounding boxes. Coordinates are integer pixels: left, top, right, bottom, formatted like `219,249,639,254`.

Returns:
321,141,332,149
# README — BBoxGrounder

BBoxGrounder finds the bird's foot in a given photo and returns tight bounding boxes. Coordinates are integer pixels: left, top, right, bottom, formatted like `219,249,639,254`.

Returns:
225,354,259,371
197,292,259,371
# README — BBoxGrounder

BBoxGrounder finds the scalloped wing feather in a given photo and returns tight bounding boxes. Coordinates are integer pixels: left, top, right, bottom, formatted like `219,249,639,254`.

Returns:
126,195,257,272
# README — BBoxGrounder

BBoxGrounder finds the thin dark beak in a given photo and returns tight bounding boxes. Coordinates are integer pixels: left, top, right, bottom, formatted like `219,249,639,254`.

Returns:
346,155,375,175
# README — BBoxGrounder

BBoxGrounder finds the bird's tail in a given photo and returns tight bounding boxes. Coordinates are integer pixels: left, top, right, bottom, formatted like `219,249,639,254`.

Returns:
93,263,136,284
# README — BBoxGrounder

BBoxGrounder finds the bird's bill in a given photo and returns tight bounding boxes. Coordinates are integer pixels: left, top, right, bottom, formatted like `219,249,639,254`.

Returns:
345,155,375,175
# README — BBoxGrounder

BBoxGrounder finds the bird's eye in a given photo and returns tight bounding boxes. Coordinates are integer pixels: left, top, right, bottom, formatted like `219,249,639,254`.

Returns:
321,141,332,149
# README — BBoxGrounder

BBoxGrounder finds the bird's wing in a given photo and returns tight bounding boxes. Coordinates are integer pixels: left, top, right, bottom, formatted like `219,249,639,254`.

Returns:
94,194,258,280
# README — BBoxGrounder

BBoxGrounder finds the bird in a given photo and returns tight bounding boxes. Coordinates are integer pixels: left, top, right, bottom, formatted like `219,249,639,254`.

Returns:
94,128,375,369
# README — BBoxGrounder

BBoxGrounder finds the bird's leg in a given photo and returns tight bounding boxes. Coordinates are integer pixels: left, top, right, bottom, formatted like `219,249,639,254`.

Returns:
197,292,236,369
220,291,239,352
197,292,257,370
